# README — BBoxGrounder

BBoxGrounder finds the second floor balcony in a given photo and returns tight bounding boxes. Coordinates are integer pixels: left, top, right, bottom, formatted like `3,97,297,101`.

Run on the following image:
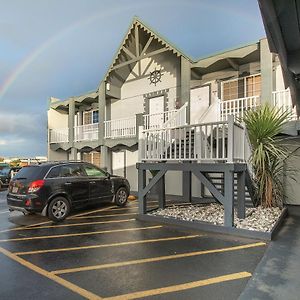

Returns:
74,123,99,142
219,89,297,121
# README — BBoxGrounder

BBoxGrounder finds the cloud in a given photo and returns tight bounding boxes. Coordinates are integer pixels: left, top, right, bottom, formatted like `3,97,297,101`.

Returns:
0,112,43,136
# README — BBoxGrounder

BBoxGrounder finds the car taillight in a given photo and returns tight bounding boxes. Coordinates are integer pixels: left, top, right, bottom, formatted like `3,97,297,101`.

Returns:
28,180,45,193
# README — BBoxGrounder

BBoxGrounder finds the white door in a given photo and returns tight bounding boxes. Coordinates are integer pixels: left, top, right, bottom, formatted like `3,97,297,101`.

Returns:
112,151,125,178
190,86,210,124
149,96,164,128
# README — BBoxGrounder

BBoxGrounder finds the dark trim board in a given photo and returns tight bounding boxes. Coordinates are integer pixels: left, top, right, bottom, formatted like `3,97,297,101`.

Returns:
137,207,288,241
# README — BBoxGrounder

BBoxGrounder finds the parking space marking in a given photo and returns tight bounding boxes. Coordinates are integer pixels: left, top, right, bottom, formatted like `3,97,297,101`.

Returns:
103,271,252,300
52,242,266,275
0,246,102,300
0,225,163,242
72,212,137,219
14,235,201,255
7,218,136,231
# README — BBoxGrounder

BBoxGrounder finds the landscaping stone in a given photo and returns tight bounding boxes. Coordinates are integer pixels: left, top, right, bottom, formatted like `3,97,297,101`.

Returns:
149,203,282,232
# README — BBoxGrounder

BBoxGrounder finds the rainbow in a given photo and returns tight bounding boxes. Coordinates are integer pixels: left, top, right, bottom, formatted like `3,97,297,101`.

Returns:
0,2,260,102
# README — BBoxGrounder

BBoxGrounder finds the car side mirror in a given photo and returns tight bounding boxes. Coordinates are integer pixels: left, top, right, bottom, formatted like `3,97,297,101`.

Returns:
105,172,111,179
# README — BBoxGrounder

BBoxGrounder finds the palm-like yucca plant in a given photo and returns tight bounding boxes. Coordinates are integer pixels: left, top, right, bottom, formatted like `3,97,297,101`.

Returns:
242,104,291,208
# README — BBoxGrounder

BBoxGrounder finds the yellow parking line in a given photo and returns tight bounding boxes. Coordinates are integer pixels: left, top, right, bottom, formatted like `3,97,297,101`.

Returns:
0,225,163,242
72,213,137,219
104,271,252,300
0,246,102,299
8,218,136,231
52,242,266,275
14,235,201,255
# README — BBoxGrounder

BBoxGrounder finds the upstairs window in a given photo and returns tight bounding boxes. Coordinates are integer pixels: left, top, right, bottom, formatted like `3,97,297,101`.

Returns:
83,110,99,125
222,74,261,101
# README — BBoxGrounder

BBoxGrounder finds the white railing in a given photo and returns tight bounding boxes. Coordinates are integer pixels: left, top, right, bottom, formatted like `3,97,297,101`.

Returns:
163,102,188,128
144,110,178,130
220,96,260,121
140,115,248,162
273,89,298,120
104,116,136,139
74,123,99,142
49,128,69,143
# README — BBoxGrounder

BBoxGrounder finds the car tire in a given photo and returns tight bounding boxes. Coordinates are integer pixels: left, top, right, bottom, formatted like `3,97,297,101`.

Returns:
115,187,128,207
48,196,70,222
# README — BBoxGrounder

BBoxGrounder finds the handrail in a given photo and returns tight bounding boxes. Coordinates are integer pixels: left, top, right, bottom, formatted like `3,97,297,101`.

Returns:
163,102,188,128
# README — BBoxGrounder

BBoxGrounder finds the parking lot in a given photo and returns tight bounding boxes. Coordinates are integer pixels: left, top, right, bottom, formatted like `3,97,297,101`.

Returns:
0,190,266,299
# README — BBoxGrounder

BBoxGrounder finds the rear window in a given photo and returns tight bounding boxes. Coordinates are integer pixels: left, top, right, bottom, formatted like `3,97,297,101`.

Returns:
13,166,48,181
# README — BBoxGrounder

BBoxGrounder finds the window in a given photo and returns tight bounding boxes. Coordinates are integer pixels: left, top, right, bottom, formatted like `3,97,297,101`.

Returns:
83,165,107,177
93,111,99,123
47,164,85,178
83,110,99,125
222,74,261,100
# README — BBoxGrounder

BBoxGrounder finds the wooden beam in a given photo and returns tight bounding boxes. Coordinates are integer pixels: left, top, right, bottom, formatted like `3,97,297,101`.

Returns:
111,47,169,71
142,58,154,76
122,46,136,59
141,36,154,56
135,25,140,56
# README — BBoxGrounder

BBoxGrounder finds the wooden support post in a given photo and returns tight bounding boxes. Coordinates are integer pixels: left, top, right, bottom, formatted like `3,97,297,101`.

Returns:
227,115,234,163
183,169,192,203
237,171,246,219
158,175,166,209
138,169,146,214
224,170,234,227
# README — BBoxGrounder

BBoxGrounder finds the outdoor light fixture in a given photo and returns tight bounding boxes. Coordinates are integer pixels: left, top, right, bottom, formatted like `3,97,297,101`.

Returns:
106,82,110,91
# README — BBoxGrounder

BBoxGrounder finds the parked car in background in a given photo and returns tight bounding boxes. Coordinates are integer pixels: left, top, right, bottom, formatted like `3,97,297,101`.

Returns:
0,166,22,190
7,162,130,221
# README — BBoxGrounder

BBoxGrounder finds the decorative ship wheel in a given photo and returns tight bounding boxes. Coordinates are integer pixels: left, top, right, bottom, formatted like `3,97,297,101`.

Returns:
148,68,163,86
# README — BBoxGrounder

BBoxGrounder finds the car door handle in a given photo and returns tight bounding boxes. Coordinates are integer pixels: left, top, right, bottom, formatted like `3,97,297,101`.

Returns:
90,181,96,184
64,182,72,185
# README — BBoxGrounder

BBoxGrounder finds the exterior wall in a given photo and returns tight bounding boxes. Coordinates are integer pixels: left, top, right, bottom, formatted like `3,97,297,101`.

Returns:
283,138,300,205
48,108,68,130
48,148,68,161
274,61,286,91
110,52,180,120
125,149,138,192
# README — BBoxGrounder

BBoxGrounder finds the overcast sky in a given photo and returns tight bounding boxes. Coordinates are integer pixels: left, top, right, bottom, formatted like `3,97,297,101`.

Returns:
0,0,265,157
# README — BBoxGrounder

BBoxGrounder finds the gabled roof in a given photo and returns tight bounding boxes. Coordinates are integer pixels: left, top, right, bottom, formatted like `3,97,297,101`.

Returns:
101,16,193,84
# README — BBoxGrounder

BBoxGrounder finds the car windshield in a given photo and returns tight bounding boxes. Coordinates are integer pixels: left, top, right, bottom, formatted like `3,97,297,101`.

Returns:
0,168,10,176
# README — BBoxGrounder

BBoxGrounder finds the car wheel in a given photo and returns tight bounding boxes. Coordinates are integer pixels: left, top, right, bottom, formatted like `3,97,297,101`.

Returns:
48,196,70,222
115,187,128,207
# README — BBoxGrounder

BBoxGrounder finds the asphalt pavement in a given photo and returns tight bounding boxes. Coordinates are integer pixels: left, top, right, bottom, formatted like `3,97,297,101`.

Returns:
0,190,266,299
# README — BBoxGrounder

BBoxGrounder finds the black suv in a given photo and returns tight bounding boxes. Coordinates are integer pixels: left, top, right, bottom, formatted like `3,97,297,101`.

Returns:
7,162,130,221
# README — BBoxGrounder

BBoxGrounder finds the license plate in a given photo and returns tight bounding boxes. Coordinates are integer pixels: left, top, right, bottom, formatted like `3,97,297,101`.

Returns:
12,187,18,194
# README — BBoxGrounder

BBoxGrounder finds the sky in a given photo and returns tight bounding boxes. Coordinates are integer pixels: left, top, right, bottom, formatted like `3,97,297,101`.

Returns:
0,0,265,158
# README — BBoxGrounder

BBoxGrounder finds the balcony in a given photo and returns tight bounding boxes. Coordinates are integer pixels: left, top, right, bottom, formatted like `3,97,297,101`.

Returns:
219,89,296,121
104,116,136,139
74,123,99,142
49,128,69,143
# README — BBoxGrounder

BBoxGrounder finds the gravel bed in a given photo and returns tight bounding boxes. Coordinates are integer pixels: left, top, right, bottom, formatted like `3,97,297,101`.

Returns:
149,203,283,232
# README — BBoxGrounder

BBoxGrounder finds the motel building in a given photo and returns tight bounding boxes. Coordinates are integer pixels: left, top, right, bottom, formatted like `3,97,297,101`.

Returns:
48,17,300,213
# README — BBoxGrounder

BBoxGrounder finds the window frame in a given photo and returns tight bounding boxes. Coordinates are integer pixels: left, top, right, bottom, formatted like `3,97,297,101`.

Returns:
221,73,261,101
